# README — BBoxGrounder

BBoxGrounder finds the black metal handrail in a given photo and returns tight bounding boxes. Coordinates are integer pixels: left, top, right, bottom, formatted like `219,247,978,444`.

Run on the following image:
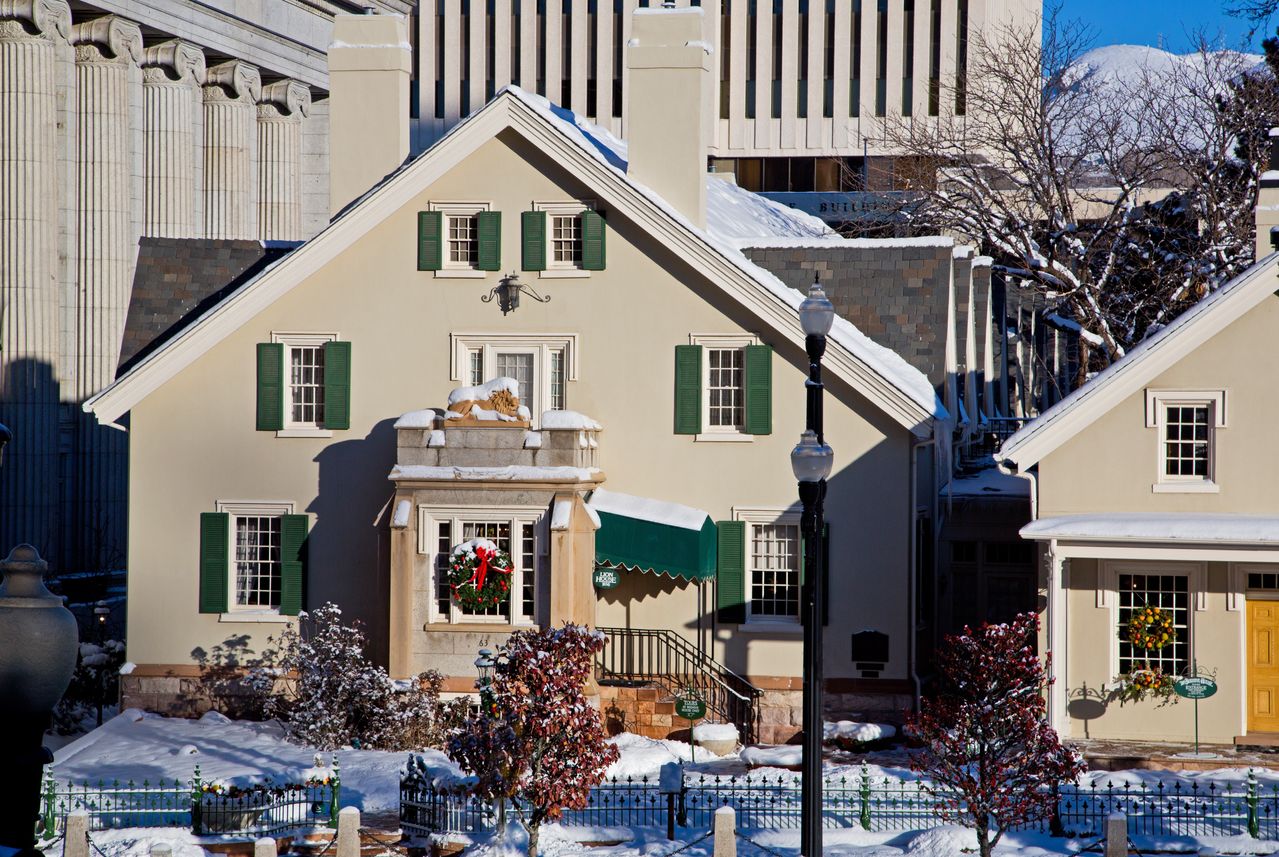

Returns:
595,626,763,745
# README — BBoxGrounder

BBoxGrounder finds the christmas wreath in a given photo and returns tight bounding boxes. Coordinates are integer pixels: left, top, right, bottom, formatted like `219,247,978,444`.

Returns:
446,538,513,611
1127,604,1175,650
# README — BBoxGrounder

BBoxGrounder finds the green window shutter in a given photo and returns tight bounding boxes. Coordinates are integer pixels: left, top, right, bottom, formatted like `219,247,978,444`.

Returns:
521,210,546,271
581,209,606,271
323,340,351,431
674,344,703,435
199,512,229,614
744,344,773,435
417,211,443,271
476,211,502,271
256,343,284,431
716,520,747,624
279,514,309,617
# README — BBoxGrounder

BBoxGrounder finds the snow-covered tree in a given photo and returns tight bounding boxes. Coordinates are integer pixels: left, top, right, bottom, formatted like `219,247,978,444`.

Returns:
879,11,1276,370
266,602,462,751
449,624,619,857
53,638,126,733
908,613,1084,857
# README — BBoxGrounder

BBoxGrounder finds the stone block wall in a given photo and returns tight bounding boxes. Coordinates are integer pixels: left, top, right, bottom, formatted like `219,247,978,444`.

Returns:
744,243,954,389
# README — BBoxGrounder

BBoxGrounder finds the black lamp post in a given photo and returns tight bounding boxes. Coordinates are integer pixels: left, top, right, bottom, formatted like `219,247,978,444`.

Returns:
0,545,79,855
791,277,835,857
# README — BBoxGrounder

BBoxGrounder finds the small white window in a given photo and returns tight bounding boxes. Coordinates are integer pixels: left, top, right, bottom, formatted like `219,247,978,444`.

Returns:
422,509,544,625
272,332,338,436
429,202,491,277
534,201,594,277
735,508,802,625
452,334,578,422
690,334,759,441
1145,390,1225,493
217,501,294,616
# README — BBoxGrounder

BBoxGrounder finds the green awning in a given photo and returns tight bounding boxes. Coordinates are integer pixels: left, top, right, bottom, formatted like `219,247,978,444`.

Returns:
588,489,717,581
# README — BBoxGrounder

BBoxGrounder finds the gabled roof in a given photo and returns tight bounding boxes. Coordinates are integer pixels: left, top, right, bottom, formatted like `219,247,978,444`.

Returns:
85,86,945,434
1000,253,1279,469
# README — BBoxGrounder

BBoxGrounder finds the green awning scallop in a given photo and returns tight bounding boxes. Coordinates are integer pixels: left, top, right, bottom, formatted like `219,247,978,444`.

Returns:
588,489,717,581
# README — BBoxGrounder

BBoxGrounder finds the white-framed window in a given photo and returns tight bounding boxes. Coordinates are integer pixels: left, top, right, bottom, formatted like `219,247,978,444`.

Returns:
418,507,545,625
1145,390,1225,493
271,332,338,437
429,201,492,277
216,501,295,616
691,334,759,441
533,201,595,277
735,507,802,624
1116,571,1190,677
449,333,578,420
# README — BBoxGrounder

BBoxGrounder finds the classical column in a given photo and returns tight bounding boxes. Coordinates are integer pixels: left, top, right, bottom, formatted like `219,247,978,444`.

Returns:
257,79,310,241
202,60,260,239
72,15,141,398
71,14,141,572
0,0,72,561
141,40,204,238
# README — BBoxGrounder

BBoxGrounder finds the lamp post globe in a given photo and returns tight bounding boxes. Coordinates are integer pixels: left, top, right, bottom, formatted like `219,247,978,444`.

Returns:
790,430,834,484
0,545,79,854
798,279,835,338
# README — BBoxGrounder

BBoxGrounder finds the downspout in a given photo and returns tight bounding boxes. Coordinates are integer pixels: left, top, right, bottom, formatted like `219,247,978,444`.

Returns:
908,431,937,712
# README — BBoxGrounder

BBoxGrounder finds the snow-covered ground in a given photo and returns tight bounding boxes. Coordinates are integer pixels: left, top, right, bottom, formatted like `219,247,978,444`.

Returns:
49,711,1279,855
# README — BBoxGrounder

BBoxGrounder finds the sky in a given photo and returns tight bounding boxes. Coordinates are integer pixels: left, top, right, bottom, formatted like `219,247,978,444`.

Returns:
1057,0,1267,53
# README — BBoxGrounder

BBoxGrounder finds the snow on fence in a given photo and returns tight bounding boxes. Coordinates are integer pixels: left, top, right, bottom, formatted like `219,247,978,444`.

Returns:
38,764,340,840
400,765,1279,842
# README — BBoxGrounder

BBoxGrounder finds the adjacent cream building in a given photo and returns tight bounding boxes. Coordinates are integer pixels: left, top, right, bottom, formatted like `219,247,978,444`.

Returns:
1000,188,1279,743
87,7,960,742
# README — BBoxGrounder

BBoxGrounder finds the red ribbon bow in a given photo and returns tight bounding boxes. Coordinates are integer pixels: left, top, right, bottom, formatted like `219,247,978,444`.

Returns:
467,544,508,591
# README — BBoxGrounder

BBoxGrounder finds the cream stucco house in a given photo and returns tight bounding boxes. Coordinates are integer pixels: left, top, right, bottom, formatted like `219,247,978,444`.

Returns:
1000,206,1279,745
85,8,952,743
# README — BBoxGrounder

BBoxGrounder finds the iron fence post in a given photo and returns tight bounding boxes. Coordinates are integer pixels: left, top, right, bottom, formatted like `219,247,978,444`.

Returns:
190,764,202,835
859,764,871,831
41,768,56,840
1249,769,1260,839
330,754,341,829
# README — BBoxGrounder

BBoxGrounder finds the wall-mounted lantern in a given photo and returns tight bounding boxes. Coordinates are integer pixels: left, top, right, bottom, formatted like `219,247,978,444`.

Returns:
482,273,550,315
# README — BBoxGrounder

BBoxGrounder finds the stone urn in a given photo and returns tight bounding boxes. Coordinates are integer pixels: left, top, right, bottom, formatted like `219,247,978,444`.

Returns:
0,544,79,851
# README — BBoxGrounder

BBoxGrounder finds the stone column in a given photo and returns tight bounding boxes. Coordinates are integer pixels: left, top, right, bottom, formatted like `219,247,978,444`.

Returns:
202,60,260,239
0,0,72,561
72,15,141,398
256,79,309,241
140,40,204,238
71,14,141,572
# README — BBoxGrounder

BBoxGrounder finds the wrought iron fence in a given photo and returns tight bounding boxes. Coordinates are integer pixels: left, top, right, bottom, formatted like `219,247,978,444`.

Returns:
39,762,340,839
400,764,1279,842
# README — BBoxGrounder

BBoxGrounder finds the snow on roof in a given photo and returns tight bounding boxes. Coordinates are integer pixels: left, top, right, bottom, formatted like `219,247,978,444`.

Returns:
501,87,943,420
731,235,954,250
1022,513,1279,544
943,466,1030,498
587,488,710,531
1001,253,1279,466
390,464,600,482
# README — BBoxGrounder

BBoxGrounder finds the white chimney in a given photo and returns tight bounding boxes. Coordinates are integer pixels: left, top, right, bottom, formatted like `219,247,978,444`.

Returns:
1257,128,1279,259
328,14,411,216
626,5,712,229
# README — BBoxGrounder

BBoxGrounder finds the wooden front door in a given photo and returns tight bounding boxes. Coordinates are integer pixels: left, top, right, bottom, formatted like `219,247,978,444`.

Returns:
1248,601,1279,732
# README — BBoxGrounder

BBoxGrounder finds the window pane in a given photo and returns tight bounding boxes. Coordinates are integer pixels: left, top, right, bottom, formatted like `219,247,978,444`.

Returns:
551,213,582,265
234,515,282,608
469,348,484,386
289,345,326,426
750,523,799,618
521,522,537,620
1117,573,1189,676
436,521,453,617
448,214,478,265
708,348,745,429
1164,405,1210,478
496,353,535,411
549,349,566,411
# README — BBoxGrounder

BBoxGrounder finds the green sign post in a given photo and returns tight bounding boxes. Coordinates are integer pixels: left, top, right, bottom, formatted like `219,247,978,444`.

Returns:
1174,663,1218,757
675,690,706,762
592,567,621,590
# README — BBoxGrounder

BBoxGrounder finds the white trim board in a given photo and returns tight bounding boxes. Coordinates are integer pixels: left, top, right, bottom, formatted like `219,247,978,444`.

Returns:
1000,255,1279,469
84,88,940,437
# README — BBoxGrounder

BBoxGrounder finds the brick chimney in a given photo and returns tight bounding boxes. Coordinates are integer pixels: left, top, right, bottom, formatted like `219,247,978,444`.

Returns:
328,13,411,216
626,5,712,229
1256,127,1279,258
